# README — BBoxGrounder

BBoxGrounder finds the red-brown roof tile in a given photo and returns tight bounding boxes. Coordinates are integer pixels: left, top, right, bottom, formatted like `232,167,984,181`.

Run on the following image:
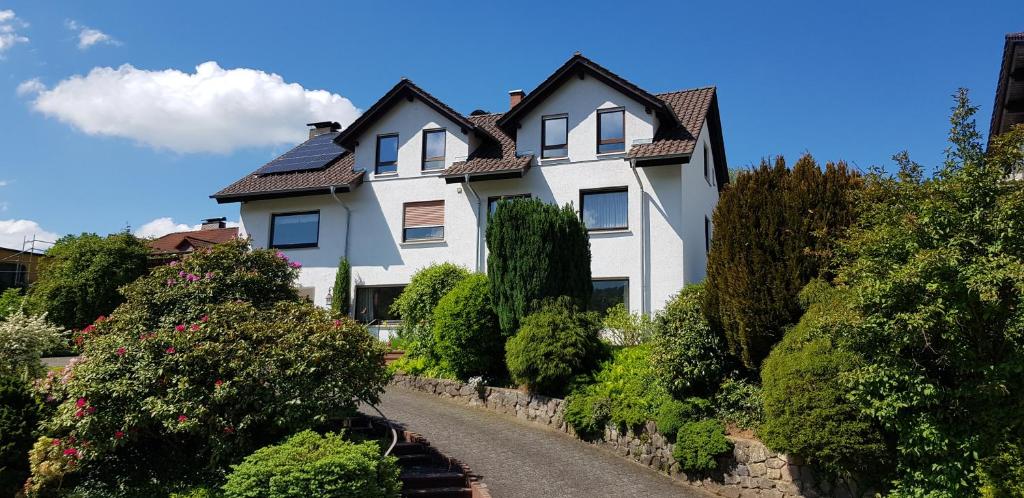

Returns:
212,144,364,203
443,113,533,178
627,87,716,159
148,227,239,255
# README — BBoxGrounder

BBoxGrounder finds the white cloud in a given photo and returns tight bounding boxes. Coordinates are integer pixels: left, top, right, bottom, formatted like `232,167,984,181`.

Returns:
0,10,29,57
134,217,238,239
0,219,59,250
24,62,361,153
16,78,43,96
65,20,118,50
0,180,9,187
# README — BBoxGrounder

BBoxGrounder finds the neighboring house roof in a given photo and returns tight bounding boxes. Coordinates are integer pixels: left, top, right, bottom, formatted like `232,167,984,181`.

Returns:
990,32,1024,141
441,113,533,183
148,227,239,255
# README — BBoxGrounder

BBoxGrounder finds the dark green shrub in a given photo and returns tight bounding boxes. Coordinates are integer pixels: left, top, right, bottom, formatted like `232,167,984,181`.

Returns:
27,232,151,329
486,198,592,335
222,430,400,498
672,419,732,473
652,284,727,398
0,375,40,496
704,155,861,369
505,297,606,396
760,284,888,478
564,386,611,440
390,263,468,355
979,442,1024,498
712,378,763,430
0,288,24,319
114,239,300,331
331,257,351,315
432,274,503,380
655,397,711,443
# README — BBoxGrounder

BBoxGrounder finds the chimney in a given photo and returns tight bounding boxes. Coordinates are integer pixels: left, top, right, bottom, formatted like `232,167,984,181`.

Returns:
201,217,227,230
307,121,341,139
508,89,525,109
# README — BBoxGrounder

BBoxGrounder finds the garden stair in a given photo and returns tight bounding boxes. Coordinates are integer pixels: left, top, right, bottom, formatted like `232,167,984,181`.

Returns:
347,415,486,498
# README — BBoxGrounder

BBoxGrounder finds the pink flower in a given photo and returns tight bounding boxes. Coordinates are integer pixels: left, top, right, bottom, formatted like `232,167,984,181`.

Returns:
290,261,302,269
51,438,61,446
95,315,106,322
86,406,96,415
191,324,200,332
186,273,200,282
332,319,342,327
177,415,188,423
74,409,84,418
276,251,288,260
200,315,209,323
116,347,126,356
214,379,223,388
165,347,176,354
114,431,125,440
179,270,186,277
175,324,186,332
169,260,179,267
167,278,176,287
63,448,79,458
223,426,235,434
204,272,215,279
76,397,87,408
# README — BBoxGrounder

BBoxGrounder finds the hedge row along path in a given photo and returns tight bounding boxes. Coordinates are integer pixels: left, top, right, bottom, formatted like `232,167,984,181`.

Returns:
365,386,713,498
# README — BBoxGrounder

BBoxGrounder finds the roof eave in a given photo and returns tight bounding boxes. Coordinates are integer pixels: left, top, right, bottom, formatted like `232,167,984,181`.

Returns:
211,182,358,204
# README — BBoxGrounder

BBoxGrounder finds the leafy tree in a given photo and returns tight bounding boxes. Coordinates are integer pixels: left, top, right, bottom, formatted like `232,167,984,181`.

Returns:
432,274,503,380
828,91,1024,496
27,233,150,330
652,283,727,398
331,257,351,315
704,154,861,369
487,198,592,336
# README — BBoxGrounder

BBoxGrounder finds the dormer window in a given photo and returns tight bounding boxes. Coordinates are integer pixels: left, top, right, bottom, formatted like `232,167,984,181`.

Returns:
376,134,399,174
542,115,568,159
422,129,446,171
597,108,625,153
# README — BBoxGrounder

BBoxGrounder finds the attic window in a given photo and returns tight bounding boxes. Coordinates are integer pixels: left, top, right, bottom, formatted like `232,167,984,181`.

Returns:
597,108,625,153
422,129,446,171
542,115,568,159
376,134,399,174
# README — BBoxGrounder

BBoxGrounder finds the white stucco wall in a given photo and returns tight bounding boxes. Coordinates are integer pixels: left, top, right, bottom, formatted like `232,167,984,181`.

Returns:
237,79,720,315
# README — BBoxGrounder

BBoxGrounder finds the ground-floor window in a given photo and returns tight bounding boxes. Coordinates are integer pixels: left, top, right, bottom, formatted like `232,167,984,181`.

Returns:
590,278,628,316
354,285,405,323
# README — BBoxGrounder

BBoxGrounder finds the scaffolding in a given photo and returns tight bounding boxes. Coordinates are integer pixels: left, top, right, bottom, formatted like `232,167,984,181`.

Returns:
0,234,54,289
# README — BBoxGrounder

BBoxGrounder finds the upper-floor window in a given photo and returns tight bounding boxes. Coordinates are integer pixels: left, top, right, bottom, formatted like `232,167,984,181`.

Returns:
422,129,446,171
542,115,568,159
704,215,711,254
487,194,531,217
580,187,628,231
403,200,445,242
703,144,713,185
597,108,625,154
376,134,399,174
270,211,320,249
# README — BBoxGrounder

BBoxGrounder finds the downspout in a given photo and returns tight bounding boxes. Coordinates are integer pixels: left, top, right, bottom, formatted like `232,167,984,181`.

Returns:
330,186,352,315
629,160,647,316
462,175,482,272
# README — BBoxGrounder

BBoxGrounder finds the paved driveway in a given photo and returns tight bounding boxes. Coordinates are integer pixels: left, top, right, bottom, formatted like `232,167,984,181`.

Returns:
365,387,712,498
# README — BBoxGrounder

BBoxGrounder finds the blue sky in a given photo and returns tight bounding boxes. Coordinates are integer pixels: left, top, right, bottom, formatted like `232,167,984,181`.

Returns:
0,0,1021,248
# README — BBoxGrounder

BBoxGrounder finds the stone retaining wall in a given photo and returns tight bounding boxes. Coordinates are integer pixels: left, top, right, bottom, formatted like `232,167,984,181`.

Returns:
392,374,867,498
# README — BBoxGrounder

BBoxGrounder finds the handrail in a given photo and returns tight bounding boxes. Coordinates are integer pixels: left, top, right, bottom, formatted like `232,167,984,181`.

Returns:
357,396,398,456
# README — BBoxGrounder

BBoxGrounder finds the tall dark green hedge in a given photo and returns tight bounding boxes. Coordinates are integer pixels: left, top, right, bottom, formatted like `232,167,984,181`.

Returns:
704,155,860,369
486,199,592,335
331,257,351,315
27,233,151,330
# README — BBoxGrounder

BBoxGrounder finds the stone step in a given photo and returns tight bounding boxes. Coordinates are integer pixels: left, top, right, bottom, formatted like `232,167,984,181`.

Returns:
391,441,427,455
402,486,473,497
395,453,436,466
400,471,468,489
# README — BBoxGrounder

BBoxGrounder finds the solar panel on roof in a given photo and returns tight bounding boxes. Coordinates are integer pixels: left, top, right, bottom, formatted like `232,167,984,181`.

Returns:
254,132,345,175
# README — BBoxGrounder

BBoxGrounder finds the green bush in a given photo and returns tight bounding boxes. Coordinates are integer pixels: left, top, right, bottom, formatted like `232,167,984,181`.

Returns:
486,198,592,335
0,312,65,381
979,442,1024,498
712,378,763,430
390,263,468,357
704,155,862,369
652,284,727,398
672,419,732,473
760,283,888,478
0,375,40,496
601,304,654,346
564,387,611,440
0,288,24,319
655,397,711,443
331,257,351,315
27,232,151,330
431,274,503,380
222,430,400,498
505,297,606,396
114,239,300,331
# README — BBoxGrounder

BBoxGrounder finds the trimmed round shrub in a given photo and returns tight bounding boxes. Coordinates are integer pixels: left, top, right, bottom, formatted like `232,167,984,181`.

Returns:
564,386,610,441
0,375,40,496
760,285,888,477
222,430,400,498
672,419,732,473
390,263,469,353
505,297,607,396
432,274,503,380
652,284,727,398
655,397,711,443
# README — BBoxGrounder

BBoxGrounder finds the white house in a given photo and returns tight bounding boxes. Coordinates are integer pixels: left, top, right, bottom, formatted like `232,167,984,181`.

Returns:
213,54,728,326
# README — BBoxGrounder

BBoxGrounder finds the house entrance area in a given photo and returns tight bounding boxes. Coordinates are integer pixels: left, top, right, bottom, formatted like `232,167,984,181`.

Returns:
355,285,405,340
